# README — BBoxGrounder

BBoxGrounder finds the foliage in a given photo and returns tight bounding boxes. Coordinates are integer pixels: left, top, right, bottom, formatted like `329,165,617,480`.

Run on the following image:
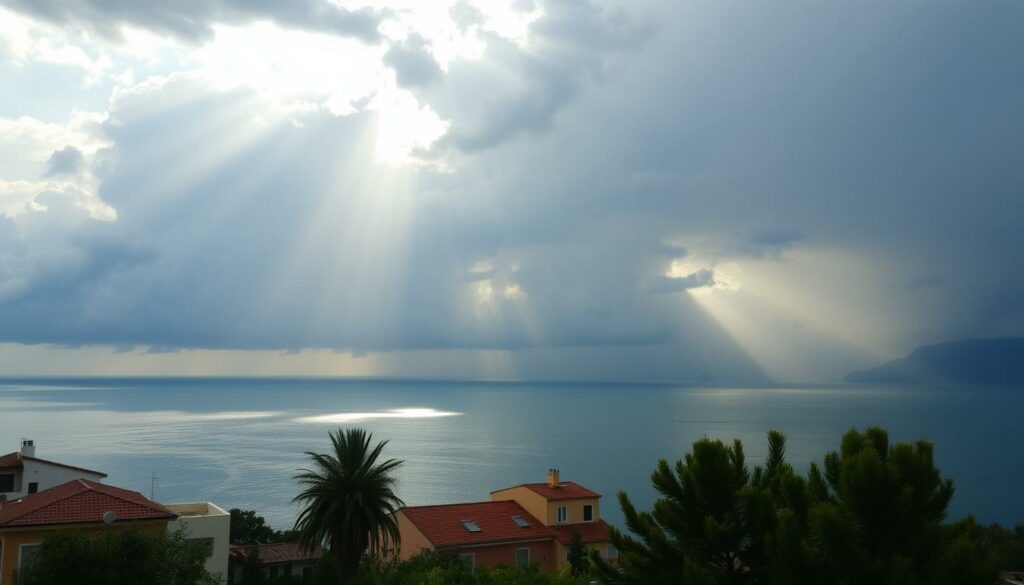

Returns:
231,547,269,585
566,530,589,577
19,527,219,585
805,427,975,583
983,521,1024,570
312,555,344,585
230,508,300,544
593,427,1003,585
293,427,405,580
348,550,589,585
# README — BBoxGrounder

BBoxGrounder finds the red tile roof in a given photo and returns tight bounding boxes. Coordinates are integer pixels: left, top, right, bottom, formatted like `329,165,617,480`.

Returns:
230,543,324,565
0,479,176,528
400,501,555,547
0,452,107,478
550,519,611,545
492,481,601,501
0,452,22,470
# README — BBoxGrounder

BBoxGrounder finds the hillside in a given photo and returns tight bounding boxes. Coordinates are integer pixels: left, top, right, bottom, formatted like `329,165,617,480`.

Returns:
844,337,1024,385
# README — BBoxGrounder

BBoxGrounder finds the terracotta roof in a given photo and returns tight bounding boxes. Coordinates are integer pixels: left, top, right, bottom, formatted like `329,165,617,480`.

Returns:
492,481,601,501
400,501,555,547
231,543,324,565
550,519,611,545
0,452,21,470
0,479,176,528
0,452,107,478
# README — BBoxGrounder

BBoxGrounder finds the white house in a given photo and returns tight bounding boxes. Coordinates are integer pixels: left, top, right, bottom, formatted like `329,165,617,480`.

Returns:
166,502,231,584
0,440,106,500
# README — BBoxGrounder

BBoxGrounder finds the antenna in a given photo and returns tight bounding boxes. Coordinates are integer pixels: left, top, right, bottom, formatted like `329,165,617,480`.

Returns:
150,471,157,501
102,511,117,525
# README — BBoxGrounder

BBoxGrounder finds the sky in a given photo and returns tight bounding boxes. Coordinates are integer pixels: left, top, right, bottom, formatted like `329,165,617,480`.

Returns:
0,0,1021,382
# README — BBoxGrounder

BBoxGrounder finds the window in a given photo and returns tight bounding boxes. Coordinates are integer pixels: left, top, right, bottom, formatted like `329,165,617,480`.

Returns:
0,474,13,493
460,519,482,532
607,545,619,559
556,506,567,523
516,547,530,568
185,537,215,558
269,566,279,579
511,515,531,528
583,504,593,522
27,482,38,494
459,553,476,573
19,543,41,569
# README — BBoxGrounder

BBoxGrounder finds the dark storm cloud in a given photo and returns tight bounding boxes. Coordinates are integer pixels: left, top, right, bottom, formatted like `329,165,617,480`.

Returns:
43,146,84,177
1,0,1023,382
737,229,805,259
0,0,385,43
430,0,652,152
904,275,947,290
646,270,715,294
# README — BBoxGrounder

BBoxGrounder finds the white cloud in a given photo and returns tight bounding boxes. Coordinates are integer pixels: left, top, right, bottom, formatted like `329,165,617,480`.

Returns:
0,6,112,84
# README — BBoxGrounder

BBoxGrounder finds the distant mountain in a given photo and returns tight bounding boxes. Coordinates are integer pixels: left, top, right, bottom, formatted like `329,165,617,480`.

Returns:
844,337,1024,385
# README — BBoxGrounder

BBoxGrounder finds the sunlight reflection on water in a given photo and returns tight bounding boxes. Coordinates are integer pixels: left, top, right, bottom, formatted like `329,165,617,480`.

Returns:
296,407,462,424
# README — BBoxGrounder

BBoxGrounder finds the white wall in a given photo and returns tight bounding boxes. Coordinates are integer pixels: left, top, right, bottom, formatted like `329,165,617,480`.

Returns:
167,502,231,584
1,459,106,499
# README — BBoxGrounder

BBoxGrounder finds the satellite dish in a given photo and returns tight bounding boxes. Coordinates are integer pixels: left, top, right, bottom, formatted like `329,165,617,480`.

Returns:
102,511,117,525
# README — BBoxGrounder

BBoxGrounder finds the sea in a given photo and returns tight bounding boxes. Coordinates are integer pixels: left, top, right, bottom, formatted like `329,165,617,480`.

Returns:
0,378,1021,531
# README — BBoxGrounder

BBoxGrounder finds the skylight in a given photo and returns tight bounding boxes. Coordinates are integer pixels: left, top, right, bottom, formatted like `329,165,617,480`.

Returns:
512,515,531,528
461,519,482,532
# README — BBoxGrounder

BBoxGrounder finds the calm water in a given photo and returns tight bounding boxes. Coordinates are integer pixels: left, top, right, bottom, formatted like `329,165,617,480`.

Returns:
0,378,1021,530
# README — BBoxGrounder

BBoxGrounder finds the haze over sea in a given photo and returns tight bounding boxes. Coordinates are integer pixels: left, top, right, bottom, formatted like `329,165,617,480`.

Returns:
1,378,1022,530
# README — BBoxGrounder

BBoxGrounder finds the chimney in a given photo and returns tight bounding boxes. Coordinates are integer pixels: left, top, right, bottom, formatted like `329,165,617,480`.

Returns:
546,468,560,487
20,439,35,459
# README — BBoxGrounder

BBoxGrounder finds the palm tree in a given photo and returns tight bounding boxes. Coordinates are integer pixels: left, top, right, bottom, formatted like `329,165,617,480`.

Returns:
293,428,405,579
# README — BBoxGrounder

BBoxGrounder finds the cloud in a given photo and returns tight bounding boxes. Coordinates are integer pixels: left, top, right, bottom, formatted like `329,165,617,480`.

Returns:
0,0,1023,382
904,275,947,290
426,0,652,152
0,113,107,180
647,269,715,294
737,228,805,259
43,145,84,177
0,0,386,44
384,34,443,89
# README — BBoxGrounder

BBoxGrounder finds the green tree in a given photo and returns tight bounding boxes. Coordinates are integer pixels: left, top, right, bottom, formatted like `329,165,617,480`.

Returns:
293,428,405,580
231,509,278,544
566,530,589,577
230,508,301,544
593,430,809,585
19,527,218,585
594,427,1000,585
805,427,995,585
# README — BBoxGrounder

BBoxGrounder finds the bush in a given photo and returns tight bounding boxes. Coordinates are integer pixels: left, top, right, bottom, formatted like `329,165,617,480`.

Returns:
19,527,219,585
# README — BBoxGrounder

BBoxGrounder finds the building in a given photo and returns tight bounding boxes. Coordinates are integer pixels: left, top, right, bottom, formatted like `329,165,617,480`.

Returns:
167,502,231,584
0,440,230,584
393,469,617,572
0,440,107,500
0,478,178,585
229,542,324,584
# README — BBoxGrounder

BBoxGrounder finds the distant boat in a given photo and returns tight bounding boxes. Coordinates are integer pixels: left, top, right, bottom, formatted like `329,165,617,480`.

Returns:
844,337,1024,385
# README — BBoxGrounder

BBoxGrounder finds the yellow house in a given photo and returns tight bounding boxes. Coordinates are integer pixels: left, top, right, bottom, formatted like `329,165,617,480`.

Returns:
0,479,178,585
391,469,617,573
490,469,617,570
